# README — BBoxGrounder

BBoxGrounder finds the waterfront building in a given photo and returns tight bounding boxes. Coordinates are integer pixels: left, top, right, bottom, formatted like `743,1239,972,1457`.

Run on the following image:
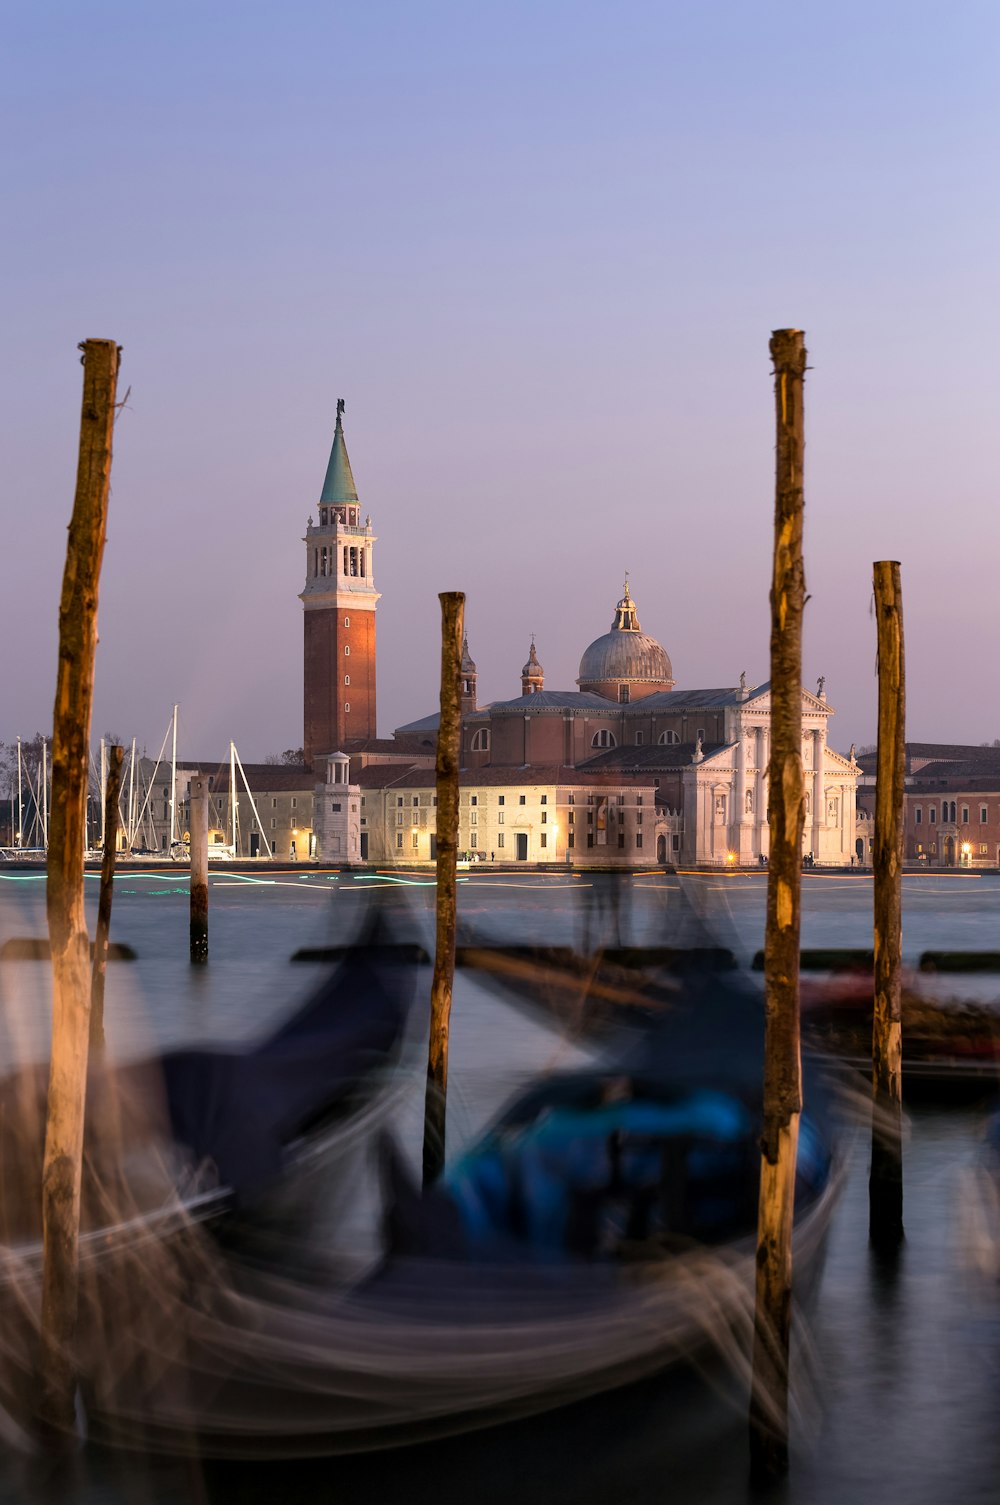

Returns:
395,582,858,867
857,743,1000,867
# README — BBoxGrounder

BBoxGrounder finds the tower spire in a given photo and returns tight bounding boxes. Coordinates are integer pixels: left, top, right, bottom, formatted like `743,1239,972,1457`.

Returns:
320,398,359,504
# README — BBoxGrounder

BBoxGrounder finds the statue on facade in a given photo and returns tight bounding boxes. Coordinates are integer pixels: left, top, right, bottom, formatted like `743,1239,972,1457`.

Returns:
816,675,826,697
739,670,747,693
692,735,704,763
849,742,857,763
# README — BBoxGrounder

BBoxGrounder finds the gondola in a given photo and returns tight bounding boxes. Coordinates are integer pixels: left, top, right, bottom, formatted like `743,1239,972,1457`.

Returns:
50,961,842,1465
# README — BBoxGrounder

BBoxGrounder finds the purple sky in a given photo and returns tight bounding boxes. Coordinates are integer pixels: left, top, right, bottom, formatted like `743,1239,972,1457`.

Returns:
3,2,999,762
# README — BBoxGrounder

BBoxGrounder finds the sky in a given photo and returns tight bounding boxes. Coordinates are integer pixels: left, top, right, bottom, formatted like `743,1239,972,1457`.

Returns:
2,1,999,762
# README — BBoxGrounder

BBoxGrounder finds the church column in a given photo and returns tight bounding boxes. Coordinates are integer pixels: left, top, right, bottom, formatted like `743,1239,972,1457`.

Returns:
755,725,768,858
811,727,823,858
735,725,752,862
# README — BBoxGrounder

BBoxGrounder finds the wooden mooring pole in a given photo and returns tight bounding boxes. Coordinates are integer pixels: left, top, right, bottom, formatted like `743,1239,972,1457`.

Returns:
749,329,807,1482
190,775,209,963
870,560,905,1248
422,591,465,1186
41,338,120,1435
89,743,124,1050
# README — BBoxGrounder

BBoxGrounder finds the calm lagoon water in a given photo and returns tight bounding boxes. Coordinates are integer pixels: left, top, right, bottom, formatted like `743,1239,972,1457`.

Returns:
1,867,999,1504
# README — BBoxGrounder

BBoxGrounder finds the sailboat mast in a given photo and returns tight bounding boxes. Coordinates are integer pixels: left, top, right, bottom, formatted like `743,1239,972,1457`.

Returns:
230,741,237,855
41,740,48,848
128,738,136,852
16,738,22,848
169,703,178,846
100,737,107,849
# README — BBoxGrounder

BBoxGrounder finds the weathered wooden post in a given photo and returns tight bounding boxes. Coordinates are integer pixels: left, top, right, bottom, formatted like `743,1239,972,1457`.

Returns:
42,338,120,1434
190,774,209,964
89,743,124,1049
870,560,905,1247
749,328,807,1481
422,590,465,1186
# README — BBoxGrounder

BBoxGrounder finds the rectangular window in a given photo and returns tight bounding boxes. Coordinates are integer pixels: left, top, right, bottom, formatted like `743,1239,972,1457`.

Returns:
396,811,403,826
470,810,478,825
587,834,594,849
696,728,705,743
568,811,574,825
413,796,419,807
396,832,403,849
331,802,341,813
540,795,547,805
396,797,403,807
568,794,575,805
619,685,630,703
271,798,278,809
471,795,478,806
291,798,297,808
271,841,276,855
498,811,504,824
519,795,526,805
270,818,276,829
636,833,643,849
568,832,575,850
930,842,937,853
636,812,643,825
617,832,625,848
541,811,547,823
617,794,625,806
636,795,643,806
497,832,505,849
411,832,419,849
635,731,644,746
672,834,680,851
929,806,937,823
498,795,505,806
981,844,989,855
982,806,989,824
540,833,547,849
915,807,922,824
962,806,970,824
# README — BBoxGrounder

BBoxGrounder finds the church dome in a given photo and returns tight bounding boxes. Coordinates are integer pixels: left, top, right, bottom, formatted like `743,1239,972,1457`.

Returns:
577,582,673,698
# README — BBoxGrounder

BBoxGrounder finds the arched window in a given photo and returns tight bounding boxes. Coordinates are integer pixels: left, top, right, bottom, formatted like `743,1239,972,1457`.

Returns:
591,729,617,749
344,645,350,656
344,674,350,686
344,702,350,713
658,730,680,745
471,728,490,751
344,615,350,627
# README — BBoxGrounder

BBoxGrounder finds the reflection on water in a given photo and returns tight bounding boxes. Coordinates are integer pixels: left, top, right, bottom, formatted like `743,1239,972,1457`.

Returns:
0,870,999,1502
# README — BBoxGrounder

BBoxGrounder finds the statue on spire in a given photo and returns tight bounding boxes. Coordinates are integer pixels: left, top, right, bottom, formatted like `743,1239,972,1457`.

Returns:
336,397,346,421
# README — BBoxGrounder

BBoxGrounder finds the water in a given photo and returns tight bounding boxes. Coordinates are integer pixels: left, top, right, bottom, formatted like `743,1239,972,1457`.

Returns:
1,868,999,1502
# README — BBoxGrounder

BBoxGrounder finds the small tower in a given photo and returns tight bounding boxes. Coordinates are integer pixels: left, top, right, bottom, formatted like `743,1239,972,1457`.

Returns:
461,635,478,712
301,401,381,768
521,638,544,695
312,752,362,863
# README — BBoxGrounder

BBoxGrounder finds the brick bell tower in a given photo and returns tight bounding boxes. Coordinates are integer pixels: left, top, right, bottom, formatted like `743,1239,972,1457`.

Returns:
301,400,380,768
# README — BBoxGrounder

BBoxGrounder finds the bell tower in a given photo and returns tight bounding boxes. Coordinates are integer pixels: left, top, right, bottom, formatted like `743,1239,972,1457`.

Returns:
301,400,380,768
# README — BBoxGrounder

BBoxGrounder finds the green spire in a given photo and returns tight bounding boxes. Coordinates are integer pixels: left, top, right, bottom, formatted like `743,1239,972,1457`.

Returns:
320,398,359,504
